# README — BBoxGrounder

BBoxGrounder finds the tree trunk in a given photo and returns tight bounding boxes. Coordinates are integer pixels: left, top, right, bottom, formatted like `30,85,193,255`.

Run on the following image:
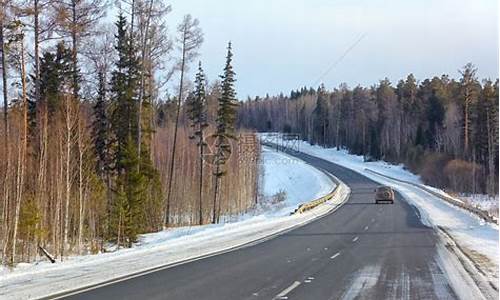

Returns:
63,94,72,259
11,38,28,264
0,9,11,264
464,89,470,156
165,28,187,226
198,128,204,225
77,120,84,254
35,103,48,256
212,169,220,224
486,110,496,195
33,0,41,103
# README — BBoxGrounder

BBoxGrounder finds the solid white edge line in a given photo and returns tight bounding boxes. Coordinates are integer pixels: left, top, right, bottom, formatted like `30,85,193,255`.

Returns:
274,281,301,299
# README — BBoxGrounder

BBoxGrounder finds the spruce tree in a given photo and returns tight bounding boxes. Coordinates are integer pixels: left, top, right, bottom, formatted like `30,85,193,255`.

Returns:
212,42,238,224
35,43,72,116
187,62,208,225
92,70,108,177
107,14,163,245
109,14,147,246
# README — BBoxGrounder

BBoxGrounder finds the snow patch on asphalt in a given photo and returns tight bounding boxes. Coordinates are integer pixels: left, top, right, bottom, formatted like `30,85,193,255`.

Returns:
341,264,381,300
0,147,344,300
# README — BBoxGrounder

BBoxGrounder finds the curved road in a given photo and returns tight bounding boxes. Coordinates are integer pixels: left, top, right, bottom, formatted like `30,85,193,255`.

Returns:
63,150,458,300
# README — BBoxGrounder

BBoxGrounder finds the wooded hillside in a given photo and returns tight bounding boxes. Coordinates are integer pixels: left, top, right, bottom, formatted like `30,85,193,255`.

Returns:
239,66,498,196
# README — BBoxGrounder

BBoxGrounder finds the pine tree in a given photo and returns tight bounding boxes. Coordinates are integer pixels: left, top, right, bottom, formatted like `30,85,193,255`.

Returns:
212,42,238,224
459,63,480,157
187,62,208,225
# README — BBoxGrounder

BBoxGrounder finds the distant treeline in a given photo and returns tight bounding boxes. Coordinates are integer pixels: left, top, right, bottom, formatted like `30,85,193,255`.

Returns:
239,64,498,195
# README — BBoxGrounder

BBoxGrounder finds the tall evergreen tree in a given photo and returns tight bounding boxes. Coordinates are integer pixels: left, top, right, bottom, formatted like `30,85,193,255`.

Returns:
212,42,238,224
36,43,72,116
187,62,208,225
313,85,328,146
92,70,108,176
109,14,149,246
459,63,480,157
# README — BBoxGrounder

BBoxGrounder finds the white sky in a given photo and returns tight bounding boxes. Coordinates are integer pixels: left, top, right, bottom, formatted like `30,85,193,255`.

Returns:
165,0,498,98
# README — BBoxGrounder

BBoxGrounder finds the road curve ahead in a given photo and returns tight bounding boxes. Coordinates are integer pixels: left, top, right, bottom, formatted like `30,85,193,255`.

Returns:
62,150,460,300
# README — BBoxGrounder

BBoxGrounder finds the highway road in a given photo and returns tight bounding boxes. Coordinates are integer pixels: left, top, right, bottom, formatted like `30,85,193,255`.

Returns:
63,150,459,300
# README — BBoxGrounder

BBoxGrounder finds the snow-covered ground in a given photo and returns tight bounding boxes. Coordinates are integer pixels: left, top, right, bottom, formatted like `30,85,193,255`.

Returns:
289,139,499,282
459,194,499,218
0,147,344,300
259,147,334,215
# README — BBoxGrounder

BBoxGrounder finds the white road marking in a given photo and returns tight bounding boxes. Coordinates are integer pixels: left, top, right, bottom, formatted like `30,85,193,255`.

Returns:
330,252,341,259
364,226,369,231
307,277,315,280
304,280,311,283
352,236,359,242
274,281,301,300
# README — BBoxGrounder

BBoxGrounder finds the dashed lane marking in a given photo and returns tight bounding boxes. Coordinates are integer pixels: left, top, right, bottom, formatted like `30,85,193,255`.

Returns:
352,236,359,242
273,281,301,300
330,252,341,259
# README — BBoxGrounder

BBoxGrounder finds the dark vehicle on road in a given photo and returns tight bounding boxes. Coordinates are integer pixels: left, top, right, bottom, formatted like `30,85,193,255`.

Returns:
375,186,395,204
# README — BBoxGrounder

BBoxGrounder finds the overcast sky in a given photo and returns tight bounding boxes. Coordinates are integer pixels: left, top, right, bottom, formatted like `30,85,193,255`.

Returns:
166,0,498,98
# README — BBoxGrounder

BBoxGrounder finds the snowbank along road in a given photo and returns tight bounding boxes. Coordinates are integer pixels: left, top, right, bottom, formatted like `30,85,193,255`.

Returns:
56,148,495,300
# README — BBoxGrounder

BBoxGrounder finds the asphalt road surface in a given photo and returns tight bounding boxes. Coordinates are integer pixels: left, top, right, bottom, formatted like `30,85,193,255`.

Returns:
63,150,458,300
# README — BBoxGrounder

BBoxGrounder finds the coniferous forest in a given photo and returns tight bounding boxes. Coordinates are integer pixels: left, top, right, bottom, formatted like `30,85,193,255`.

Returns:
0,2,259,265
239,68,499,196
